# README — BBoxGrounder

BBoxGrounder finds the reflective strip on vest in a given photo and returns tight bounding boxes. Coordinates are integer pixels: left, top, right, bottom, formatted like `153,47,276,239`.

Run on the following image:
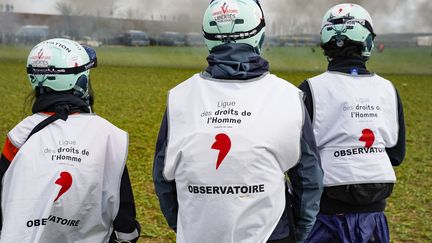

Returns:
1,114,127,243
308,72,398,186
165,73,303,243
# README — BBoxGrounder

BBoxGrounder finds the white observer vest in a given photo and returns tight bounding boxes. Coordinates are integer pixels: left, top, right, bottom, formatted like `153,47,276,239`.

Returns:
308,72,399,186
165,73,304,243
1,113,128,243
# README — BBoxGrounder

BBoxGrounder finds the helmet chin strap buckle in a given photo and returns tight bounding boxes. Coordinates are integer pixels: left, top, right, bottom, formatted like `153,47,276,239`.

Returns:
37,77,48,94
38,82,44,94
335,33,344,47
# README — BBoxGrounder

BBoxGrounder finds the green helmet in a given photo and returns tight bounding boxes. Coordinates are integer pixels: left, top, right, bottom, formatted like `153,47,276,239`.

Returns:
320,3,376,58
202,0,266,53
26,38,97,95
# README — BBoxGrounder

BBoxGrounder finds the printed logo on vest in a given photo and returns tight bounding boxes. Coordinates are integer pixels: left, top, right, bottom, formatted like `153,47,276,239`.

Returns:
211,133,231,170
359,128,375,148
26,215,80,228
24,172,79,229
54,171,72,202
334,128,384,157
188,135,266,195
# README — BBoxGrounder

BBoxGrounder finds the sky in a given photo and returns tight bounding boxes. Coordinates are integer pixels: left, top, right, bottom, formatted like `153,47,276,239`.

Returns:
2,0,432,34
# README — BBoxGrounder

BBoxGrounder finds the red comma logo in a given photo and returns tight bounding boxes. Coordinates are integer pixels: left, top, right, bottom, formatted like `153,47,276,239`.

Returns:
54,171,72,202
211,133,231,170
359,129,375,148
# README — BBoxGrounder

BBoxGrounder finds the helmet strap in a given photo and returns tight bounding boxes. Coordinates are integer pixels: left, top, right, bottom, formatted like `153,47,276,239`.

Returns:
37,76,48,95
26,59,96,75
203,17,265,42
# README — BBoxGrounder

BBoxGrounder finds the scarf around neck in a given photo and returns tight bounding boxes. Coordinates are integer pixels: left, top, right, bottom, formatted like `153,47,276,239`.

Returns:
205,43,269,80
25,93,90,141
32,93,90,114
328,54,370,75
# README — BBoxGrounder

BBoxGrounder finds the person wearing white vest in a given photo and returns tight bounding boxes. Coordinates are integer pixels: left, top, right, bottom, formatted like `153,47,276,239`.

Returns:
0,38,140,243
300,4,406,243
153,1,323,243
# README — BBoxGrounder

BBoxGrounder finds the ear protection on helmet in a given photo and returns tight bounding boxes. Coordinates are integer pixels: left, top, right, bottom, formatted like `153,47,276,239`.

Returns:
82,45,98,68
73,75,90,100
72,45,96,102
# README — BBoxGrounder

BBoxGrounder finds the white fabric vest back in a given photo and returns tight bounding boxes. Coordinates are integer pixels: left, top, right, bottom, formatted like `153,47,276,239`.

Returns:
308,72,398,186
165,73,303,243
1,113,128,243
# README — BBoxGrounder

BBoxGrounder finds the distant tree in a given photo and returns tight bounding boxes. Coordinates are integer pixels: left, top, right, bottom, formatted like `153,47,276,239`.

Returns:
107,0,118,17
55,1,75,16
55,0,117,18
419,0,432,31
56,0,88,16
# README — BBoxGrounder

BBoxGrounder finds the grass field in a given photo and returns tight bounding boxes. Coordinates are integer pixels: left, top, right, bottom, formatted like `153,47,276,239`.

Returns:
0,45,431,242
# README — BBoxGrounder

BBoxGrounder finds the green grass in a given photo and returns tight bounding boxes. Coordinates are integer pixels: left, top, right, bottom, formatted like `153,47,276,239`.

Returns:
1,45,432,74
0,45,431,242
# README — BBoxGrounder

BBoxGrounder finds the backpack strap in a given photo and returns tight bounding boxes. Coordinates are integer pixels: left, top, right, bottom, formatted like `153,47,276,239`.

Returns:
25,105,72,142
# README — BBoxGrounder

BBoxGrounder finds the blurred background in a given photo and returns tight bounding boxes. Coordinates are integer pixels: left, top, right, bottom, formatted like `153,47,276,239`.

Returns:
1,0,431,48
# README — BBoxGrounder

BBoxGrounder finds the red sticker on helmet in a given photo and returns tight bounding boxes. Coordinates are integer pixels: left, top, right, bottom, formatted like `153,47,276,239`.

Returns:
30,47,52,67
212,1,239,25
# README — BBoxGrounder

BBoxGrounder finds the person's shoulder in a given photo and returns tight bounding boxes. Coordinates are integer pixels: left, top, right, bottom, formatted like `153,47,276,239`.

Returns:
169,73,202,92
371,73,394,84
307,71,333,82
7,114,46,148
11,114,47,134
82,114,127,135
266,73,300,91
361,73,397,93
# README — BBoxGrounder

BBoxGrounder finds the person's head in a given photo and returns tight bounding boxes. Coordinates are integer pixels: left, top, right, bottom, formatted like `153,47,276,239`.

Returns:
320,3,376,60
26,38,97,106
202,0,266,54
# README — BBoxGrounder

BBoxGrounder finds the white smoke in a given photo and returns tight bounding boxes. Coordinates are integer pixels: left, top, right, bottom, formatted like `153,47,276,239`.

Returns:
0,0,56,14
4,0,432,34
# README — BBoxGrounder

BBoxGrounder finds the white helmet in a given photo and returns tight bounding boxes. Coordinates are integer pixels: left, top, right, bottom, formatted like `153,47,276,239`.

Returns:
26,38,97,98
320,3,376,58
202,0,266,53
